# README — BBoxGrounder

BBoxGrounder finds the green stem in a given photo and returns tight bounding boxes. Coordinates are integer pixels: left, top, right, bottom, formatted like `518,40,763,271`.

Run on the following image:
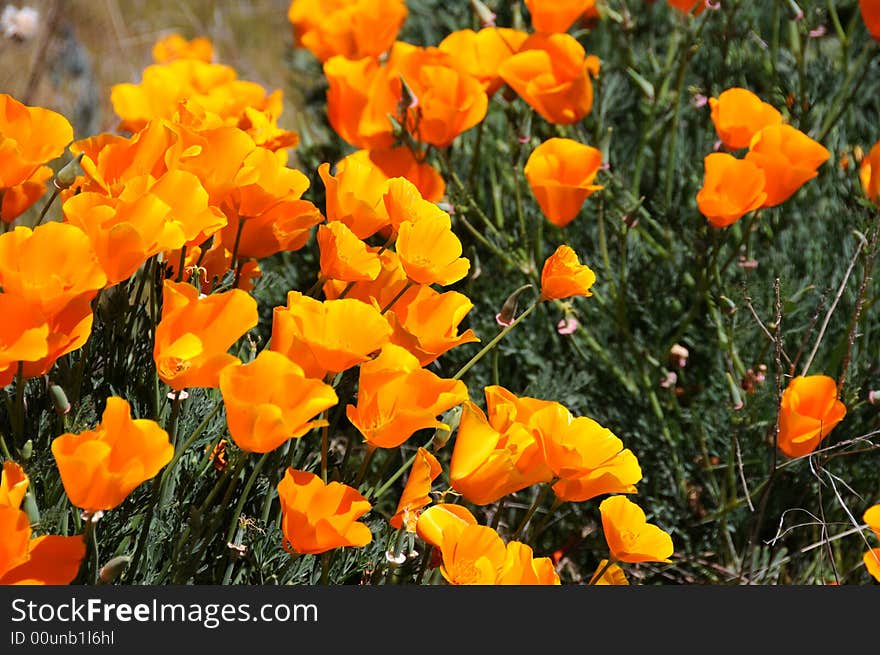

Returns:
589,557,617,585
225,452,269,544
34,188,59,227
353,444,377,489
510,482,554,542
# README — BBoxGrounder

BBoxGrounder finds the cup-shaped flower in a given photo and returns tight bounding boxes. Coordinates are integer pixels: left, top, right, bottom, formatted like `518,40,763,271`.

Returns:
540,244,596,300
439,524,508,585
416,503,478,549
860,0,880,41
599,495,674,564
528,403,642,503
0,294,49,386
744,125,830,207
865,549,880,582
498,33,596,125
339,146,446,203
270,291,392,378
864,504,880,539
0,93,73,222
346,344,468,449
524,0,596,33
51,397,173,512
383,177,451,235
287,0,407,62
319,159,391,239
386,285,480,366
696,152,767,228
317,221,382,283
525,138,604,227
219,351,338,454
151,33,214,63
708,88,782,150
778,375,846,458
859,139,880,203
450,400,553,505
390,447,442,531
154,280,258,390
392,46,489,148
438,28,529,96
497,541,561,585
323,249,421,311
277,468,372,555
1,463,85,585
395,214,470,286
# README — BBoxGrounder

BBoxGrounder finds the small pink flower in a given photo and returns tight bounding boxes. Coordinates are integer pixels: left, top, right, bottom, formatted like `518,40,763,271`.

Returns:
809,25,827,38
556,317,579,335
692,93,708,108
737,257,759,270
660,371,677,389
705,0,721,10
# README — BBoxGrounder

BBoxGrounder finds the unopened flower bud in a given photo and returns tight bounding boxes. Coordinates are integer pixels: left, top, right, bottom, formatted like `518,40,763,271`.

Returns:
669,343,689,368
98,556,131,584
49,384,70,416
53,152,84,190
21,439,33,461
496,284,533,327
432,405,462,450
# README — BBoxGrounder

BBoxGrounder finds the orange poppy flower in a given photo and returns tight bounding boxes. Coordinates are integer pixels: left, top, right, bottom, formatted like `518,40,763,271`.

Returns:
392,46,489,148
270,291,392,379
438,28,529,96
319,159,392,240
590,559,629,585
439,523,508,584
744,125,829,207
415,503,478,549
0,93,73,222
696,152,767,228
324,54,398,150
497,541,561,585
708,88,782,151
450,399,553,506
166,239,261,295
528,403,642,503
219,350,337,453
524,0,596,33
498,33,596,125
323,248,421,311
386,285,480,366
288,0,407,62
667,0,706,15
599,495,674,564
0,463,85,585
777,375,846,458
860,0,880,40
864,505,880,539
0,294,49,387
389,447,442,531
339,147,446,203
51,396,174,512
154,280,259,391
859,140,880,203
346,344,468,449
277,467,372,555
865,549,880,582
525,138,604,227
395,214,470,286
317,221,382,283
540,244,597,300
0,223,106,379
152,33,214,63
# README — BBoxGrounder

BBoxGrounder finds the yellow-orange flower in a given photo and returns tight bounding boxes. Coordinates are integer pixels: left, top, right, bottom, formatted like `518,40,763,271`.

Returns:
319,159,391,239
745,125,830,207
288,0,407,62
416,503,478,549
859,140,880,203
219,350,338,453
778,375,846,458
599,495,674,564
540,244,596,300
0,463,85,585
498,33,596,125
154,280,258,390
339,147,446,203
51,397,173,512
389,447,442,531
395,213,470,286
497,541,561,585
528,403,642,503
346,344,468,449
317,221,382,282
590,559,629,585
865,548,880,582
696,152,767,228
860,0,880,41
270,291,392,378
708,88,782,150
277,468,372,555
438,28,529,96
525,0,596,33
864,504,880,539
525,138,604,227
152,33,214,63
0,294,49,387
0,93,73,222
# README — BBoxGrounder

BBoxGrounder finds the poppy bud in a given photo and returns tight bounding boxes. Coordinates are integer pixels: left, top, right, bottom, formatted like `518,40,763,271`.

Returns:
432,405,462,450
495,284,533,327
49,384,70,416
98,556,131,584
53,152,84,190
20,439,32,461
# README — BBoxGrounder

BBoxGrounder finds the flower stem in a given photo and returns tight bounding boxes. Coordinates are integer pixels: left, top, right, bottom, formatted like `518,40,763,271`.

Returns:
511,481,554,542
